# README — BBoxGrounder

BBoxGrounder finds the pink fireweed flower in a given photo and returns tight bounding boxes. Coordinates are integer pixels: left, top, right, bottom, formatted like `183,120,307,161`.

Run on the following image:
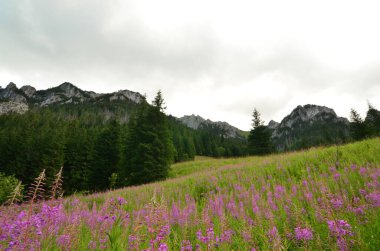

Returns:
330,197,344,210
57,234,71,248
333,173,341,181
197,227,215,244
327,220,353,251
366,192,380,207
327,220,353,237
275,185,285,193
294,227,313,241
291,185,298,196
158,243,168,251
117,197,127,205
268,226,279,241
359,167,367,176
88,240,97,249
181,240,192,251
302,180,308,187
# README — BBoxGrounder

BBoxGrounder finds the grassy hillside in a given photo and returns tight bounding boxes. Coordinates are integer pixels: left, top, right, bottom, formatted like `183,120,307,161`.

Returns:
1,138,379,250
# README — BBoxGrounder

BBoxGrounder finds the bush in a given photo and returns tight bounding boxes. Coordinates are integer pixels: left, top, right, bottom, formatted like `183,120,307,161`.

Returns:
0,172,23,204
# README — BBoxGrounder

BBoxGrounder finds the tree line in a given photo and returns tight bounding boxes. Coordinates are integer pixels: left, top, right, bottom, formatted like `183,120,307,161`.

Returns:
247,104,380,156
1,94,379,198
0,91,247,195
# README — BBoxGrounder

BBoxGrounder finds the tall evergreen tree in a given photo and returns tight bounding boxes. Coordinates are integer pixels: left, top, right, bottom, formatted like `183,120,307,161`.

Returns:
248,108,273,155
89,119,121,191
366,104,380,136
350,108,368,140
121,91,174,185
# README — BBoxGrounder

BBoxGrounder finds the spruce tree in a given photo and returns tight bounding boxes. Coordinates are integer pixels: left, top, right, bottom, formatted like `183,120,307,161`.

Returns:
121,91,174,185
89,119,120,191
248,108,273,155
350,108,368,140
366,104,380,136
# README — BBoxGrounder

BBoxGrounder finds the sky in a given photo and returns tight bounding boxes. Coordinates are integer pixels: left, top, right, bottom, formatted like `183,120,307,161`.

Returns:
1,0,379,131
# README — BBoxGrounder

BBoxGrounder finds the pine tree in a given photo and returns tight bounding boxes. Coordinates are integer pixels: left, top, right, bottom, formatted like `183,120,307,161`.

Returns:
121,91,174,185
89,119,121,191
366,103,380,136
350,108,368,140
248,108,273,155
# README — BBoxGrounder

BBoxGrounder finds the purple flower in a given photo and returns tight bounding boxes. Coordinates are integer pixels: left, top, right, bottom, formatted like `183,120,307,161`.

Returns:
359,167,367,176
333,173,341,181
57,234,71,248
181,240,192,251
268,226,279,241
327,220,353,237
117,197,127,205
158,243,168,251
196,228,214,244
294,227,313,241
366,192,380,207
330,197,344,209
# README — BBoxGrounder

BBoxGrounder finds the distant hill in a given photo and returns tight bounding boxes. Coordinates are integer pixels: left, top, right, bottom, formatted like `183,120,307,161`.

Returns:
268,104,350,151
2,81,375,153
0,82,143,115
178,114,245,139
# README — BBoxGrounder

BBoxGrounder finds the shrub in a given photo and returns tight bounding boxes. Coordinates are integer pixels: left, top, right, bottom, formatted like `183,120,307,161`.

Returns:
0,172,23,204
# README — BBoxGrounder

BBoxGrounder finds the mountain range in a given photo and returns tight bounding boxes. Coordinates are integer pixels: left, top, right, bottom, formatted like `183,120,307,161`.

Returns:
0,82,353,151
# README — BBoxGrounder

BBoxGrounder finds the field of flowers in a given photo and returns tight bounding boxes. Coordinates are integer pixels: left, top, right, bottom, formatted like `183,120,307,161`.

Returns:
1,138,379,250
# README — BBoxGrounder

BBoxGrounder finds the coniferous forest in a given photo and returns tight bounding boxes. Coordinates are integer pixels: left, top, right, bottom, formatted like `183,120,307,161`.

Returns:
0,92,247,194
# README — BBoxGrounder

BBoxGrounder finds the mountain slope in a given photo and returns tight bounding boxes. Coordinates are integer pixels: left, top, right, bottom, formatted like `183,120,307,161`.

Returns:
178,114,245,139
270,104,350,151
0,82,144,115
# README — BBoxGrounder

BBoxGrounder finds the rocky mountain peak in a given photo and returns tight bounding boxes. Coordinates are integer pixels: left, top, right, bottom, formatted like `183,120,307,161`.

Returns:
272,104,350,151
178,114,244,139
20,85,36,97
0,82,27,103
267,120,280,130
6,82,18,90
283,104,345,128
178,114,206,129
0,82,145,113
56,82,84,99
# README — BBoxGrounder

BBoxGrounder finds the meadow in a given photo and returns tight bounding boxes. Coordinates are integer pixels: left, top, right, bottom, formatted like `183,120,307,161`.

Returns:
1,138,379,250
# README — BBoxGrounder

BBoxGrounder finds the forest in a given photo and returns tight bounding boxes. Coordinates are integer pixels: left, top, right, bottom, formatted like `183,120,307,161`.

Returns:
0,94,247,195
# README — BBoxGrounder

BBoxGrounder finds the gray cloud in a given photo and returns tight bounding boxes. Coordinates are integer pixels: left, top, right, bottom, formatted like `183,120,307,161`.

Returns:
1,1,379,130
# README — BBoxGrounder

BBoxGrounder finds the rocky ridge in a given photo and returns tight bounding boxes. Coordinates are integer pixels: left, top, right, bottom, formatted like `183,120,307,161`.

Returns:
270,104,350,151
178,114,244,139
0,82,144,115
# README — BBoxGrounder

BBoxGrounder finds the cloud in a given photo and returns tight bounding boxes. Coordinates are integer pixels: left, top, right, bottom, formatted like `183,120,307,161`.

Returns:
0,0,379,130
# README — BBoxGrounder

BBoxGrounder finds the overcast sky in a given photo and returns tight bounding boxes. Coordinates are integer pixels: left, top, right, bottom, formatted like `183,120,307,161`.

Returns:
1,0,379,130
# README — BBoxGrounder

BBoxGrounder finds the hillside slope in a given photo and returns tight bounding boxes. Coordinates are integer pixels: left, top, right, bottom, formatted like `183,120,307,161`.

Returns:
1,138,379,250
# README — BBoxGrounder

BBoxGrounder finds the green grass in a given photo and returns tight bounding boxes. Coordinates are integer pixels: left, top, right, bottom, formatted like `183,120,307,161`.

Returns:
2,138,380,250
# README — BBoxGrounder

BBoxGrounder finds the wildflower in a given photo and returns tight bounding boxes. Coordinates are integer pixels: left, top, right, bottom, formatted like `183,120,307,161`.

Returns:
366,192,380,207
197,227,214,244
275,185,285,194
117,197,127,205
181,240,192,251
88,240,97,249
327,220,353,251
330,197,344,209
294,227,313,241
158,243,168,251
57,234,71,248
359,167,367,176
333,173,341,181
268,226,279,241
327,220,353,237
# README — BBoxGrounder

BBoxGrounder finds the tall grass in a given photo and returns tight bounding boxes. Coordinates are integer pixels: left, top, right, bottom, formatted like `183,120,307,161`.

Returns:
0,138,379,250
